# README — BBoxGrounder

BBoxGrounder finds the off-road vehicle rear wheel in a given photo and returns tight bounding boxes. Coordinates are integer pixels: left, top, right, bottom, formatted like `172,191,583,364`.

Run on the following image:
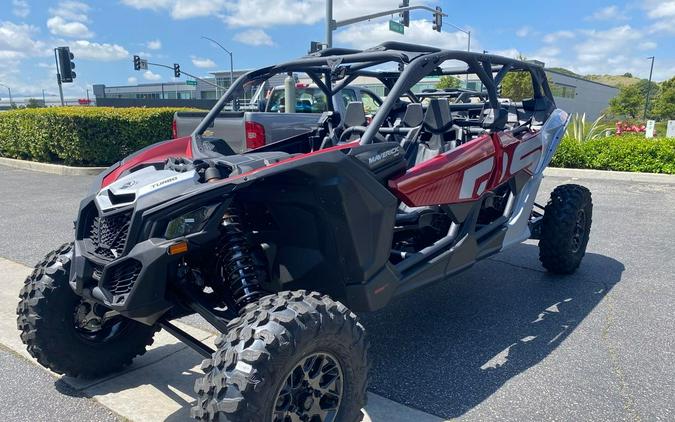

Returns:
192,290,369,422
16,243,158,378
539,184,593,274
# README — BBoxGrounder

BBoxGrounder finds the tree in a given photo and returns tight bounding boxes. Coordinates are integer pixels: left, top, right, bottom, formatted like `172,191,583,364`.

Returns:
501,70,534,101
622,72,633,78
652,76,675,120
609,84,642,119
26,98,43,108
436,76,461,89
499,54,534,101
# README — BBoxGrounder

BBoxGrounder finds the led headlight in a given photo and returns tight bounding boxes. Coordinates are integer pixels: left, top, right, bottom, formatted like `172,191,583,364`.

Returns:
165,204,219,239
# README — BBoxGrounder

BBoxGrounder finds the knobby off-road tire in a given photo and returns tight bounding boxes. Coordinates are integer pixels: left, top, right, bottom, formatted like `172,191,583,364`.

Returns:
539,184,593,274
192,290,369,422
16,243,158,378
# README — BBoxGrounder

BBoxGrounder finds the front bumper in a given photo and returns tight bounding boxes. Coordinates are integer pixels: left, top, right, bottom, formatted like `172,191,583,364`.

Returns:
69,238,178,324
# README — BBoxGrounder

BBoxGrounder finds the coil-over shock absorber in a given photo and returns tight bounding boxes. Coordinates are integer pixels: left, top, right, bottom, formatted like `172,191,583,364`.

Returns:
216,207,266,310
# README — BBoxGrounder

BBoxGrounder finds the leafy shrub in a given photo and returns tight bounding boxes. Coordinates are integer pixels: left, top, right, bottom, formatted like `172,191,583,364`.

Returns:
0,107,187,166
564,113,610,143
551,135,675,174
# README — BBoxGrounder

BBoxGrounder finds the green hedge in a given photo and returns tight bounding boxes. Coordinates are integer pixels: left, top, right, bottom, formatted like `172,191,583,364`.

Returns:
551,135,675,174
0,107,187,166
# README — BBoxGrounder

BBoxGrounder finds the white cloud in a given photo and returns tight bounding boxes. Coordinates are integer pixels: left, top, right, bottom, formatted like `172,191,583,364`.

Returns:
128,76,138,84
70,40,129,61
586,5,627,21
143,70,162,80
643,0,675,34
336,19,473,51
515,26,531,38
12,0,30,18
191,57,217,68
121,0,227,19
47,16,94,38
645,0,675,19
120,0,405,27
233,29,274,46
638,41,657,50
0,21,45,60
543,30,575,43
47,1,94,38
147,39,162,50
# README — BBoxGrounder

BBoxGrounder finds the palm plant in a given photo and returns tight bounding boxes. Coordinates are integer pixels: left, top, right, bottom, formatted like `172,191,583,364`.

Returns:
564,113,610,142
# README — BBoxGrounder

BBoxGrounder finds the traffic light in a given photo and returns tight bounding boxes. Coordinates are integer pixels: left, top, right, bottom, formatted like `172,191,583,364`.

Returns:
399,0,409,27
56,46,76,83
309,41,323,54
173,63,181,78
432,6,442,32
133,55,141,71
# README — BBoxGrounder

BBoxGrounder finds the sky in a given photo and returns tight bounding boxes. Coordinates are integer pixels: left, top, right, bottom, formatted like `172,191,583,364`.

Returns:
0,0,674,101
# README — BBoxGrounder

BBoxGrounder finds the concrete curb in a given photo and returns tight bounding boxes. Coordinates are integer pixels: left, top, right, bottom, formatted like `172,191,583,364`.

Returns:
545,167,675,184
0,157,106,176
0,257,446,422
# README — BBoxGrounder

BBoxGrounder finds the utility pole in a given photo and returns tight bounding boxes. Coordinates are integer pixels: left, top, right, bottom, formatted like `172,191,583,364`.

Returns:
324,3,447,48
42,89,46,104
201,36,234,88
0,83,12,107
644,56,655,120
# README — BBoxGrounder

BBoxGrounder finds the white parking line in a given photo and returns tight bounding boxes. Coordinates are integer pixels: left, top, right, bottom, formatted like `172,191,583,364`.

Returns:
0,257,446,422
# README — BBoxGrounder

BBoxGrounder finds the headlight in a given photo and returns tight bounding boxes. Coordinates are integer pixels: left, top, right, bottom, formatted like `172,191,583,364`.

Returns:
165,204,219,239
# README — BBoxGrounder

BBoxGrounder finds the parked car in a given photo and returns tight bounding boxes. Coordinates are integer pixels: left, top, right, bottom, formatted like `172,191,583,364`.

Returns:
172,83,383,153
18,42,590,422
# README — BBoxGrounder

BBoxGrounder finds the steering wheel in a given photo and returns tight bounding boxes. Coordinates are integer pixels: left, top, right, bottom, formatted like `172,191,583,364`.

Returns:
338,126,387,144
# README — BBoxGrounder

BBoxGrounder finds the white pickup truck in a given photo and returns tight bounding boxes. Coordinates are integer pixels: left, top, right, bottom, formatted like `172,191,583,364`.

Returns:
172,83,382,152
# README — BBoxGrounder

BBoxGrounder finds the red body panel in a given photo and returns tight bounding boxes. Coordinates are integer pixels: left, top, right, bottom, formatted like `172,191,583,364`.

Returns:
389,134,497,206
389,131,541,207
101,136,193,188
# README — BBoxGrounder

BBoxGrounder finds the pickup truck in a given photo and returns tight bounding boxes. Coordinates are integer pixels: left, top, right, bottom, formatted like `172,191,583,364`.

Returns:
172,83,383,153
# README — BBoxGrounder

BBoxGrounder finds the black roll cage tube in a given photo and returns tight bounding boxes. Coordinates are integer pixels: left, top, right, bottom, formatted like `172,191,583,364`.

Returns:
192,42,553,148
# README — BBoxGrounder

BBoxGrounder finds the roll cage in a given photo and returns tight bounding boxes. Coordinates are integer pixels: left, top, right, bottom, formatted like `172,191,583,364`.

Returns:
193,41,555,148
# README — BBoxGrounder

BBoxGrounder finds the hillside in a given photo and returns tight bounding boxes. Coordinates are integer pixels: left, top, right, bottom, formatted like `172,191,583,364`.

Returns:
584,74,641,87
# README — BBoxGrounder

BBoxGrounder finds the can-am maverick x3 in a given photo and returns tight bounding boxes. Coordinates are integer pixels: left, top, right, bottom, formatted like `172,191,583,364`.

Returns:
18,42,591,421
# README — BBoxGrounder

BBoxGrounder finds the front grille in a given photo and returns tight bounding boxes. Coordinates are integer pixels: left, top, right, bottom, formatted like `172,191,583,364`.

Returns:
88,210,132,260
102,259,142,297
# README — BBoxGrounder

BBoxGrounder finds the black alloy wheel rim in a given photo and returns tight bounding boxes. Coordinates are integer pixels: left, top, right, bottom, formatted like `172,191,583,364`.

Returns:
571,209,586,253
272,352,344,422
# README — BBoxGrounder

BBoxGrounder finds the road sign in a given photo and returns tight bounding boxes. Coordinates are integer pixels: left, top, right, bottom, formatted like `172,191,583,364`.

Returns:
389,19,404,34
140,59,148,70
645,120,655,138
667,120,675,138
186,80,197,86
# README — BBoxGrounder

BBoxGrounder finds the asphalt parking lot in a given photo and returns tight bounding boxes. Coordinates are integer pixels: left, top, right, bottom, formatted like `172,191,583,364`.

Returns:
0,164,673,421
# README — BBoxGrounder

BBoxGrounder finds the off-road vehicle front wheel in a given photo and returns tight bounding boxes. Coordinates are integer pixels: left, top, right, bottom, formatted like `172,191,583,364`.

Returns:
192,290,369,422
16,243,158,378
539,184,593,274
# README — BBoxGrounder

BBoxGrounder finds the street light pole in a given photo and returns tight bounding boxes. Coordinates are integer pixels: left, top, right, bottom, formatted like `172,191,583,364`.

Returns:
0,83,13,107
201,36,234,88
326,0,333,48
644,56,655,120
325,3,447,49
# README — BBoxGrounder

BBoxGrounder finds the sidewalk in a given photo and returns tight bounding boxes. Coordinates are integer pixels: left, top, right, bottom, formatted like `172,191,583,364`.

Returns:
0,257,445,422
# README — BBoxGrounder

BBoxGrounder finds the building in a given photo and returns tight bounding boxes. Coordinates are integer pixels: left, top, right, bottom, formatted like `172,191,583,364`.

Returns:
94,65,618,119
93,69,285,109
545,70,618,120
